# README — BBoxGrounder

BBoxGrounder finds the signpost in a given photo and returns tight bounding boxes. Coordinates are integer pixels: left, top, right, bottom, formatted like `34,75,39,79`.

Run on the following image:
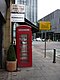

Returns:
11,4,25,22
11,13,24,22
39,21,51,57
11,4,25,13
39,21,51,30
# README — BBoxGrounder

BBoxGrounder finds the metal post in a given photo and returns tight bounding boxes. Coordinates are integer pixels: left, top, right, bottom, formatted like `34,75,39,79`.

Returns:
53,49,56,63
44,32,46,58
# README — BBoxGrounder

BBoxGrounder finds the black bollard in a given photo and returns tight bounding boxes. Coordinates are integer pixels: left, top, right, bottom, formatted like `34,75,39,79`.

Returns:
53,49,56,63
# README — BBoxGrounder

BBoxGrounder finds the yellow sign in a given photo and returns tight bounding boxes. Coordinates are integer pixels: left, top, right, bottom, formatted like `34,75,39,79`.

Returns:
39,21,51,30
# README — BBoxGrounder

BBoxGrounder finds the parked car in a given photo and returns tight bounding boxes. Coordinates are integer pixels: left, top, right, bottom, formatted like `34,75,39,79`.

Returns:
36,38,42,41
42,39,45,42
33,38,36,41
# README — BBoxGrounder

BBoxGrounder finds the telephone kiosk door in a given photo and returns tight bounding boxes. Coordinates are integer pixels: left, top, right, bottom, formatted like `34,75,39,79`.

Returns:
16,25,32,67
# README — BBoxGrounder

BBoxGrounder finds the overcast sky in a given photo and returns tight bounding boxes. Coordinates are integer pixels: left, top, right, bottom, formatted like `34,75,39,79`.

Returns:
37,0,60,20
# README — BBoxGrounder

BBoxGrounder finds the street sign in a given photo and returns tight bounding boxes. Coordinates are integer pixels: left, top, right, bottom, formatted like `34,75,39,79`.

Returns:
11,13,24,22
10,4,25,22
39,21,51,58
11,4,25,13
39,21,51,30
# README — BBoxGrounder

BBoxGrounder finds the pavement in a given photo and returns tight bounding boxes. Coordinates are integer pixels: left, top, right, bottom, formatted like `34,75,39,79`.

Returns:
0,44,60,80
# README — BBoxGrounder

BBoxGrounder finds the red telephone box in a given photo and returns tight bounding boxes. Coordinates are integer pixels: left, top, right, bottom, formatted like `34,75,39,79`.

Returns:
16,25,32,67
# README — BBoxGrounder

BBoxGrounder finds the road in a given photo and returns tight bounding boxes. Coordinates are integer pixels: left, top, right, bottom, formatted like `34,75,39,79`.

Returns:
32,41,60,60
32,41,60,50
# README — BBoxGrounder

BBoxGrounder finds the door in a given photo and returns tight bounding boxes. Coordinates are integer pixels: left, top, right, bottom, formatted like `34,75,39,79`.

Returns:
17,33,32,67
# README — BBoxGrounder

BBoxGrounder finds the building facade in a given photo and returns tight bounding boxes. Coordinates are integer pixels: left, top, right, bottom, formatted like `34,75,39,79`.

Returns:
38,9,60,41
0,0,10,68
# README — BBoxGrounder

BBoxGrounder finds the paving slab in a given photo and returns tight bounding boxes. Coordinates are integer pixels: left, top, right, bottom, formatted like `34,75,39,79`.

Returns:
0,44,60,80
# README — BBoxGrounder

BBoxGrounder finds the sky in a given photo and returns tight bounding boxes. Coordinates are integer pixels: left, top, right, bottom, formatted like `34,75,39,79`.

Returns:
37,0,60,20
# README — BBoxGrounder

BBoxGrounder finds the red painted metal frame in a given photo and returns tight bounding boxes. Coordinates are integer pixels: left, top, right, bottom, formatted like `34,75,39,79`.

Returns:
16,25,32,67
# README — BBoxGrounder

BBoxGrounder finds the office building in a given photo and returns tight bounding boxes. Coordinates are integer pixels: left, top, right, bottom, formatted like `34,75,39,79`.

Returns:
38,9,60,41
